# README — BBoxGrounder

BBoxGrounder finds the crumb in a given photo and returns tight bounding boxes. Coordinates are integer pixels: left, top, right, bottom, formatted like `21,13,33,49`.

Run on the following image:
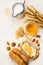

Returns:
6,46,11,51
11,42,16,47
6,42,10,45
18,43,20,47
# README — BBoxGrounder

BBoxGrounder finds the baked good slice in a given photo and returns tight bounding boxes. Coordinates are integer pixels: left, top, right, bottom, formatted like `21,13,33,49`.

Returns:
20,41,39,60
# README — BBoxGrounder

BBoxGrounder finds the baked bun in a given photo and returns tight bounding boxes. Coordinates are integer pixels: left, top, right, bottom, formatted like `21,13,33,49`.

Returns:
9,48,29,65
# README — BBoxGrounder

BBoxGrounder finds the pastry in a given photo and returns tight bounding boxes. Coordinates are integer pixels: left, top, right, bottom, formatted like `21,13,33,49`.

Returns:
20,41,39,60
25,22,38,37
16,26,24,39
9,48,29,65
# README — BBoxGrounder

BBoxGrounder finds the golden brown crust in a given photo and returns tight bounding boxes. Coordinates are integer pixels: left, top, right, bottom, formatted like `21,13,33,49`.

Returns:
9,51,26,65
31,50,39,60
9,48,29,65
12,48,28,64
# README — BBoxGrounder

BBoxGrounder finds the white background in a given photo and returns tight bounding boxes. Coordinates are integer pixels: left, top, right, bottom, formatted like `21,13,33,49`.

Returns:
0,0,43,65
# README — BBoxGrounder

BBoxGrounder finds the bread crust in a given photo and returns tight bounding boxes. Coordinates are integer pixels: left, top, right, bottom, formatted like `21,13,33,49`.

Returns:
9,48,29,65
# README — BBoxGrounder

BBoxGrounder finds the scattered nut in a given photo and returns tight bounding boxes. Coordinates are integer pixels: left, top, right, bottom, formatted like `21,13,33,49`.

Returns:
7,46,11,51
36,40,39,44
6,42,10,45
36,35,41,38
18,43,20,47
11,42,16,47
37,44,40,47
32,39,35,42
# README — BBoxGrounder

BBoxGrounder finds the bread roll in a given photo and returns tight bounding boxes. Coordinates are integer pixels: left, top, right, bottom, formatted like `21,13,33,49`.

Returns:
9,48,29,65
